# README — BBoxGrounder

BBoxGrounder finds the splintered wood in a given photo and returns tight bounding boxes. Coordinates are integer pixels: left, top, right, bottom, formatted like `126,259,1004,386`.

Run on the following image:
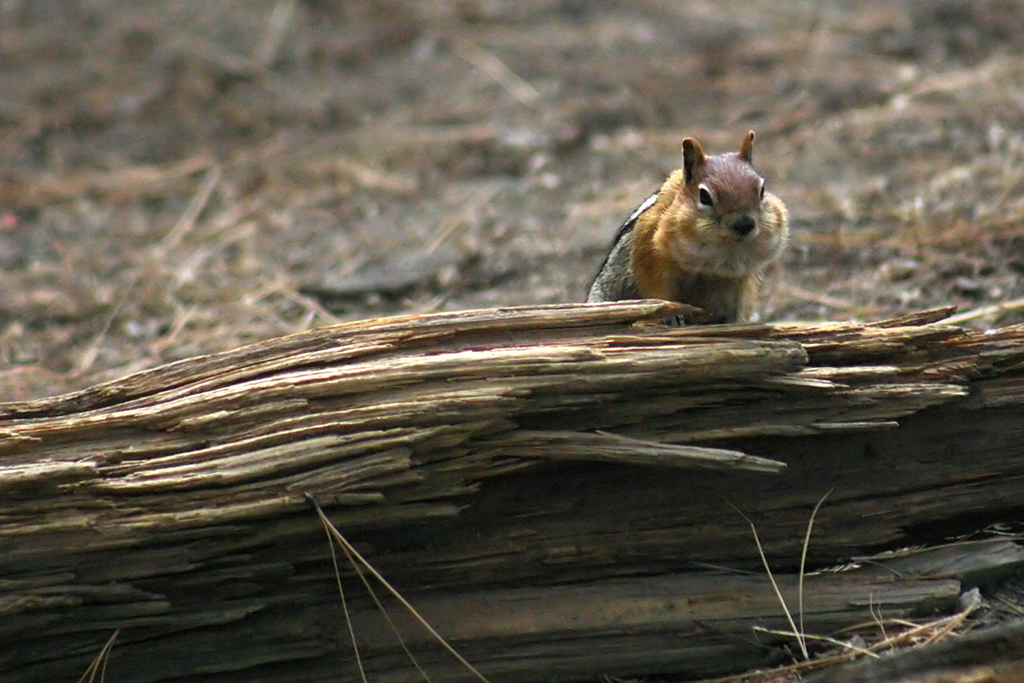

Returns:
2,301,1024,683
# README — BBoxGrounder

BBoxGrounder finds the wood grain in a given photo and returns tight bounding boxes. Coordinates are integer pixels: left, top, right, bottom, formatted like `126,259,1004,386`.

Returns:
2,301,1024,682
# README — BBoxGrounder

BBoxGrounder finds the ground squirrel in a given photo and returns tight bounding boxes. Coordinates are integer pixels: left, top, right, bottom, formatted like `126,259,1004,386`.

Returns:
587,131,789,323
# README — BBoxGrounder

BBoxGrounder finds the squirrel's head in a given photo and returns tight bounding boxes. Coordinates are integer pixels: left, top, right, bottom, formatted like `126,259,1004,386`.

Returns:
682,131,767,241
666,130,788,277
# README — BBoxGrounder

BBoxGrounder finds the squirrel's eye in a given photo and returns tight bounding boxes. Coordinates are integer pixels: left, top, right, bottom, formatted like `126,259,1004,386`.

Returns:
698,187,714,207
759,181,766,200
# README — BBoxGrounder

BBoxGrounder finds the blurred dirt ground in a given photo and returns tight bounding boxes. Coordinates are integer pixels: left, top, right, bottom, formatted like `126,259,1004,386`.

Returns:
2,0,1024,400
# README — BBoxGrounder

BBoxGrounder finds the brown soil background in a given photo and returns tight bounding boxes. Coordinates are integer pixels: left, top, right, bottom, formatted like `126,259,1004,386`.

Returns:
2,0,1024,401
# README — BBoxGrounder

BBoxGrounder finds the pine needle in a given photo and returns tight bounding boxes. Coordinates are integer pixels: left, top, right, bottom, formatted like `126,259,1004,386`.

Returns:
323,515,368,683
337,532,435,683
77,630,119,683
309,495,491,683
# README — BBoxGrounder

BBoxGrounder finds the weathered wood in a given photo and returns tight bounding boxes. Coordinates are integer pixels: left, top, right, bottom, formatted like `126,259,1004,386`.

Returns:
807,619,1024,683
1,302,1024,682
345,570,962,683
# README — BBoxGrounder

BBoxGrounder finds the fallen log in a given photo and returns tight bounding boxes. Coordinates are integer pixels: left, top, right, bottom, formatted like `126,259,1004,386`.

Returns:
2,301,1024,682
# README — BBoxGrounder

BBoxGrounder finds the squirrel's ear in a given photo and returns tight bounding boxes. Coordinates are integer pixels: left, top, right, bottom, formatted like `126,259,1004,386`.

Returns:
738,130,755,162
682,137,707,185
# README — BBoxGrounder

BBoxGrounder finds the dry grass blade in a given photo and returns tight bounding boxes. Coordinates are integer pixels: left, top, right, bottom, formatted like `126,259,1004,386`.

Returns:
452,38,540,105
76,630,119,683
799,490,832,652
310,495,491,683
26,156,212,207
751,627,878,659
76,271,143,375
698,592,986,683
161,165,221,249
331,515,436,683
825,591,983,660
322,514,368,683
730,502,809,661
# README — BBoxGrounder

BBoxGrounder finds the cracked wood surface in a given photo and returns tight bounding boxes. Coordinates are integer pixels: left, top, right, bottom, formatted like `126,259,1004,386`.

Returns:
2,302,1024,681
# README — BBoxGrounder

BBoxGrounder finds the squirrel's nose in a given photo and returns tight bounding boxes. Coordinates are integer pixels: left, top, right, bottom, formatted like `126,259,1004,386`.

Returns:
731,214,756,237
